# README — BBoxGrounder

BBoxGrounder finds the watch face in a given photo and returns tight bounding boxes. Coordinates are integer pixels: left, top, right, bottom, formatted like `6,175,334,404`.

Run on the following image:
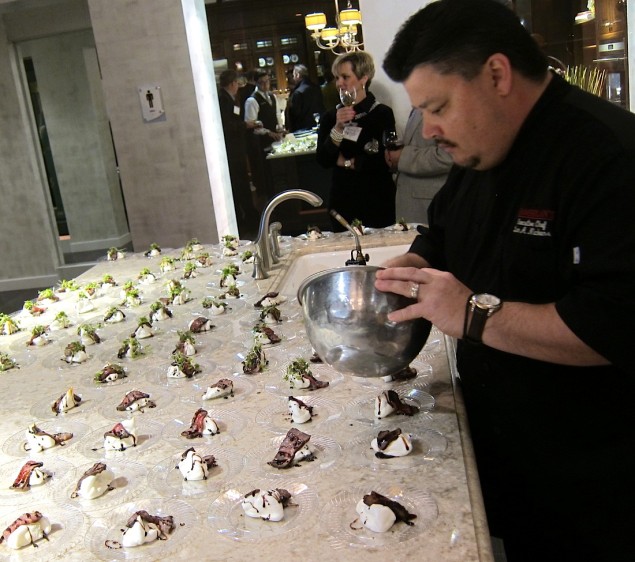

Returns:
473,293,501,308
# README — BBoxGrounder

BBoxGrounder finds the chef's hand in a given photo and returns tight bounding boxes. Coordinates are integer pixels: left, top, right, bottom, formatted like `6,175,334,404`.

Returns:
374,266,472,338
335,106,355,129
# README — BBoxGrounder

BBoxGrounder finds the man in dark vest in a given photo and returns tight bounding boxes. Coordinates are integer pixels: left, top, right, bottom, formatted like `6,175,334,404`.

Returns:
218,69,260,232
244,71,283,198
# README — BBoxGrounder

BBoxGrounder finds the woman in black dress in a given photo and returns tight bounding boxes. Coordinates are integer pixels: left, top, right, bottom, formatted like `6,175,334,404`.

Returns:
316,51,396,231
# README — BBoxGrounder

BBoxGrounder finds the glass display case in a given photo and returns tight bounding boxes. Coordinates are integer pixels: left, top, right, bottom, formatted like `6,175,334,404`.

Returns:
517,0,629,110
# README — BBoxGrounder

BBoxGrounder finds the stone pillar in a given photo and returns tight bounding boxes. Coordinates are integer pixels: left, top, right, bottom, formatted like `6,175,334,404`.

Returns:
87,0,236,250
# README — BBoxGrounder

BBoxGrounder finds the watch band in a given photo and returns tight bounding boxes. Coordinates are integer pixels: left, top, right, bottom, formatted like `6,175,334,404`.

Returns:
464,293,502,344
465,304,489,344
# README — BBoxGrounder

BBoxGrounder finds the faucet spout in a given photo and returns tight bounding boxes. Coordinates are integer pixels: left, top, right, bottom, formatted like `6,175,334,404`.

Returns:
253,189,323,277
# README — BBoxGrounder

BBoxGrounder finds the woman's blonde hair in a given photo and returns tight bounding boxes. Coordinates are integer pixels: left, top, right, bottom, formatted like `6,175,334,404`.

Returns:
332,51,375,88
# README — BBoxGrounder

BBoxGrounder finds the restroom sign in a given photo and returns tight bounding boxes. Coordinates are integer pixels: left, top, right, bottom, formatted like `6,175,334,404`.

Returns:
138,85,165,122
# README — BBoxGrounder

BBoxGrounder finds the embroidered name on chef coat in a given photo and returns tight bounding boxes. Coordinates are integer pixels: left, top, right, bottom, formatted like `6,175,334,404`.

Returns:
512,208,555,237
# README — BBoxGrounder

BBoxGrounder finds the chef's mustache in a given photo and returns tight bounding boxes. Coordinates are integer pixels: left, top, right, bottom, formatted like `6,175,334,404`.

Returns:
434,137,457,148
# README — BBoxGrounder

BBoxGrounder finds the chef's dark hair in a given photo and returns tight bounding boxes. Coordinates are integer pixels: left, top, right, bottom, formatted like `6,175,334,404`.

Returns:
383,0,547,83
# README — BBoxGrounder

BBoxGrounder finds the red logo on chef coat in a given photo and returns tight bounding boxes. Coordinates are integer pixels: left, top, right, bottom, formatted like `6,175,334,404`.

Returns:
512,208,555,237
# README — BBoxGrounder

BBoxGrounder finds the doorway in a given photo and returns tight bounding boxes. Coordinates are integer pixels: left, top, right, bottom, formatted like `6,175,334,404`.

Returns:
17,29,131,265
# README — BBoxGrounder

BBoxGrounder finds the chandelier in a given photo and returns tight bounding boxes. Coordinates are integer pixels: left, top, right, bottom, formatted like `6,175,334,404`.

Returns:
305,1,363,53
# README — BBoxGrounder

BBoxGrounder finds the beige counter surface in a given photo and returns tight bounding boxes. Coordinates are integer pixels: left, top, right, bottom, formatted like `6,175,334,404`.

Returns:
0,230,492,561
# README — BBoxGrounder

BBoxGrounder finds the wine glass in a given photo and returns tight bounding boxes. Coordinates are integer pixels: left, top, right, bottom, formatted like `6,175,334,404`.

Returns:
339,87,357,108
382,130,404,151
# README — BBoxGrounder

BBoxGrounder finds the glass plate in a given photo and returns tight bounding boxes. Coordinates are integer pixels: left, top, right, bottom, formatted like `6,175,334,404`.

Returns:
161,407,247,447
181,374,257,407
30,386,103,420
2,420,90,458
255,395,343,434
97,385,175,421
344,388,435,427
148,446,245,499
60,459,148,513
322,484,438,549
245,433,341,478
208,480,317,542
348,427,447,471
264,364,344,397
85,498,197,561
0,456,75,506
0,501,84,560
82,420,163,460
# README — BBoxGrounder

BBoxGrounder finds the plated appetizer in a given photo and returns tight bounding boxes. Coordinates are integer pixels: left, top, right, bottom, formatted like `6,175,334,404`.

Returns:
75,292,95,314
173,331,196,357
189,316,214,333
381,365,418,383
254,291,286,309
201,378,234,401
160,256,177,273
131,317,154,340
104,306,126,324
374,390,419,419
241,488,292,522
354,491,416,533
176,447,216,481
94,363,127,384
306,225,323,240
11,460,51,490
70,462,114,499
144,243,162,257
195,252,213,268
150,301,173,323
252,323,281,345
182,262,197,280
24,423,73,452
137,267,157,285
107,247,125,261
259,304,282,324
49,311,71,331
287,396,314,424
36,288,59,304
0,352,18,372
51,387,82,415
242,344,268,374
284,358,328,390
117,337,143,359
78,323,101,346
116,511,175,547
0,313,20,335
181,408,219,438
268,428,314,469
103,420,137,451
27,325,49,347
62,341,89,364
167,352,201,379
201,297,229,316
0,511,52,549
116,390,156,413
371,428,413,458
23,300,46,316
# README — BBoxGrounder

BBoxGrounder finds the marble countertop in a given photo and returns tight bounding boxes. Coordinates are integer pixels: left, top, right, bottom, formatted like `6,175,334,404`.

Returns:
0,230,492,561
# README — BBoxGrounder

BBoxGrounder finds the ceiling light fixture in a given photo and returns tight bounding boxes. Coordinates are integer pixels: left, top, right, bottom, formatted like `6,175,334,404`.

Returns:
305,1,363,53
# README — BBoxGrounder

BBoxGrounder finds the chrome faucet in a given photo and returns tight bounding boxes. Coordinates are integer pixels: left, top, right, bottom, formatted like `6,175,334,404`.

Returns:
252,189,323,279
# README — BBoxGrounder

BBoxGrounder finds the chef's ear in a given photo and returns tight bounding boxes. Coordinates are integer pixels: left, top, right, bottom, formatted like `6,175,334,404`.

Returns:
485,53,512,96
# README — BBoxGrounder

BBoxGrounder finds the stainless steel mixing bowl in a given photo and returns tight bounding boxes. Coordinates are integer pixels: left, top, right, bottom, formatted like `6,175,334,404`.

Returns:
297,265,431,377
